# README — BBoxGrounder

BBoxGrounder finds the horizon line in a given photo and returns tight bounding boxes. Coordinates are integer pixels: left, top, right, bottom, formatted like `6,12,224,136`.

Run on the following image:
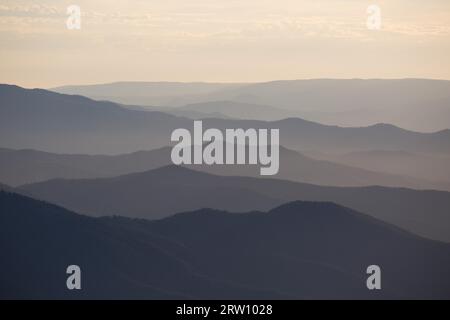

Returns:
47,77,450,90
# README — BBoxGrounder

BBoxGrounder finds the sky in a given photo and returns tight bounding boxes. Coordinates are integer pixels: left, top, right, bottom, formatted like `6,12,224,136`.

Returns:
1,0,450,88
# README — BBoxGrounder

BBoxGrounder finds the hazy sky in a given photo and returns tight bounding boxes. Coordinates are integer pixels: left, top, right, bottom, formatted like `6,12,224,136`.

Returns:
1,0,450,88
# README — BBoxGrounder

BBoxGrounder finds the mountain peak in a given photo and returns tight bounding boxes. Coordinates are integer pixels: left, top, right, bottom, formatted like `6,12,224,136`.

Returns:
368,123,401,130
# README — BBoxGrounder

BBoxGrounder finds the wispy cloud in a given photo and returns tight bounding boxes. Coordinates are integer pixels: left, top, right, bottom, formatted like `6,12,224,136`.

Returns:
1,0,450,86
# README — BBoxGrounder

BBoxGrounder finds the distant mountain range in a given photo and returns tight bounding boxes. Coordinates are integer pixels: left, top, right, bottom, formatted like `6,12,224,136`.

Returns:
1,145,441,190
2,84,450,155
53,81,244,107
2,80,450,300
2,190,450,299
0,147,170,186
20,165,450,242
0,84,186,154
123,100,293,121
306,149,450,189
53,79,450,132
176,101,297,121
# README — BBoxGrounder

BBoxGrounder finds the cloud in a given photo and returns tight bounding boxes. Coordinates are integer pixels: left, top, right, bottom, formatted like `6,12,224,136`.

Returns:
0,3,61,18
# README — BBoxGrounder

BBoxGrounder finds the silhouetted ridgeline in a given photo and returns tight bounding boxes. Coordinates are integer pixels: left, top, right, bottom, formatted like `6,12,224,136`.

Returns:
1,146,440,190
1,191,450,299
20,166,450,243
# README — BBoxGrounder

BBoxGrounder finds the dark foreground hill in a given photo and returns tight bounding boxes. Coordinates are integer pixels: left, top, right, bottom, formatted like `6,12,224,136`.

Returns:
1,191,450,299
0,182,14,192
21,165,450,243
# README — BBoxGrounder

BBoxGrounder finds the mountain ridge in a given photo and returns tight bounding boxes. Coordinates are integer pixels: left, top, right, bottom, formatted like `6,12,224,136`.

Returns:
52,79,450,131
3,84,450,156
1,145,441,190
2,190,450,299
20,165,450,242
